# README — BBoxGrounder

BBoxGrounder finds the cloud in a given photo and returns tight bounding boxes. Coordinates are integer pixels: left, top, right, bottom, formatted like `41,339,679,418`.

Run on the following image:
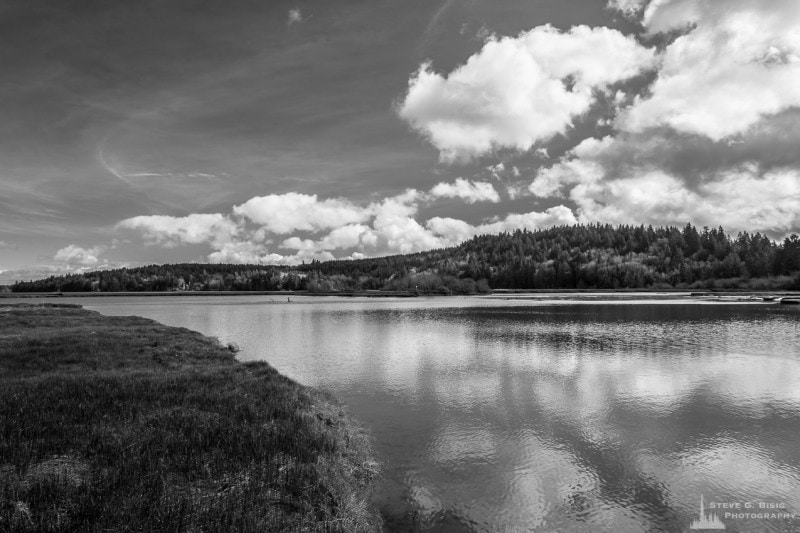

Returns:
527,107,800,200
0,263,129,284
529,137,611,198
484,206,578,232
204,239,335,265
206,243,334,266
428,178,500,203
606,0,646,16
318,224,377,250
287,9,302,25
427,206,578,244
529,158,604,198
207,241,270,264
233,193,370,234
398,24,655,162
487,162,505,178
53,245,105,266
112,184,585,266
616,0,800,140
116,213,239,248
113,190,436,263
570,166,800,237
370,190,445,253
424,217,476,244
0,240,17,250
503,1,800,241
532,133,800,238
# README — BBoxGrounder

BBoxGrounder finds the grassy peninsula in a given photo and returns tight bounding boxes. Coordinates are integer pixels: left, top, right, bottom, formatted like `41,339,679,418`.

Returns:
0,304,380,532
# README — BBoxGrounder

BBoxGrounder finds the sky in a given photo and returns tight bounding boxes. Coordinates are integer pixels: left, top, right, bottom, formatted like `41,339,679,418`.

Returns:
2,0,800,282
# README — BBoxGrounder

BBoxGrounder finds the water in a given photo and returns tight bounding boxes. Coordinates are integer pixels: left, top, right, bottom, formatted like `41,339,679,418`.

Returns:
13,294,800,532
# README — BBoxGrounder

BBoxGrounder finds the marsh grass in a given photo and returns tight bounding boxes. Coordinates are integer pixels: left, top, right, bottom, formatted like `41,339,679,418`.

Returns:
0,304,381,532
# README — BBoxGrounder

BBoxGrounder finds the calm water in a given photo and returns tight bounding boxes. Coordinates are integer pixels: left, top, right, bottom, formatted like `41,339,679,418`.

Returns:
18,295,800,532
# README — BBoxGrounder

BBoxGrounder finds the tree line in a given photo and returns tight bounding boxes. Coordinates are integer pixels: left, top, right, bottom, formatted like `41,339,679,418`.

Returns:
11,224,800,293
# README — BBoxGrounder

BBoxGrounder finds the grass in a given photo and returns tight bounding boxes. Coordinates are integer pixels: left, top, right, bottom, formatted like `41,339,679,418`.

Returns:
0,304,381,532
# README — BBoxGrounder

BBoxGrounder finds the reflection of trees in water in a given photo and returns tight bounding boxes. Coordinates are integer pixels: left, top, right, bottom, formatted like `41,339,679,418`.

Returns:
450,304,790,361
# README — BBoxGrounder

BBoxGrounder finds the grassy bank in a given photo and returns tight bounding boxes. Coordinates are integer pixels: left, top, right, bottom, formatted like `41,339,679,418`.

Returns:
0,304,380,532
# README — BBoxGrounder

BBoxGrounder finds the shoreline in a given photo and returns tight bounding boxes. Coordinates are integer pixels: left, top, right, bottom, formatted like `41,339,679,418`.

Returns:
3,288,800,298
0,290,419,298
3,289,798,305
0,303,381,531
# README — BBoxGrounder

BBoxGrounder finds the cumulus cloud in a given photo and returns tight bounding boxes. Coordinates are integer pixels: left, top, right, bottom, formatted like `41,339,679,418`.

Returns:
484,206,578,232
424,217,476,244
281,237,318,252
397,24,655,162
428,178,500,203
370,190,445,253
528,108,800,199
199,238,338,266
206,239,334,266
233,193,369,234
117,214,239,248
496,1,797,240
529,137,611,197
114,185,583,265
263,192,575,258
318,224,377,250
532,133,800,238
207,241,270,264
427,206,578,244
616,0,800,140
53,245,104,266
571,166,800,237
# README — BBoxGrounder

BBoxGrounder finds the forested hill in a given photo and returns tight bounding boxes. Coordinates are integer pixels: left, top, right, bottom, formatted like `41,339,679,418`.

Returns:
11,224,800,293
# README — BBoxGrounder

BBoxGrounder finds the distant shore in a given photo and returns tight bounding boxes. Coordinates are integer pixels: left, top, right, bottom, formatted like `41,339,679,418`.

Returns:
0,304,381,531
3,288,799,298
0,290,418,298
